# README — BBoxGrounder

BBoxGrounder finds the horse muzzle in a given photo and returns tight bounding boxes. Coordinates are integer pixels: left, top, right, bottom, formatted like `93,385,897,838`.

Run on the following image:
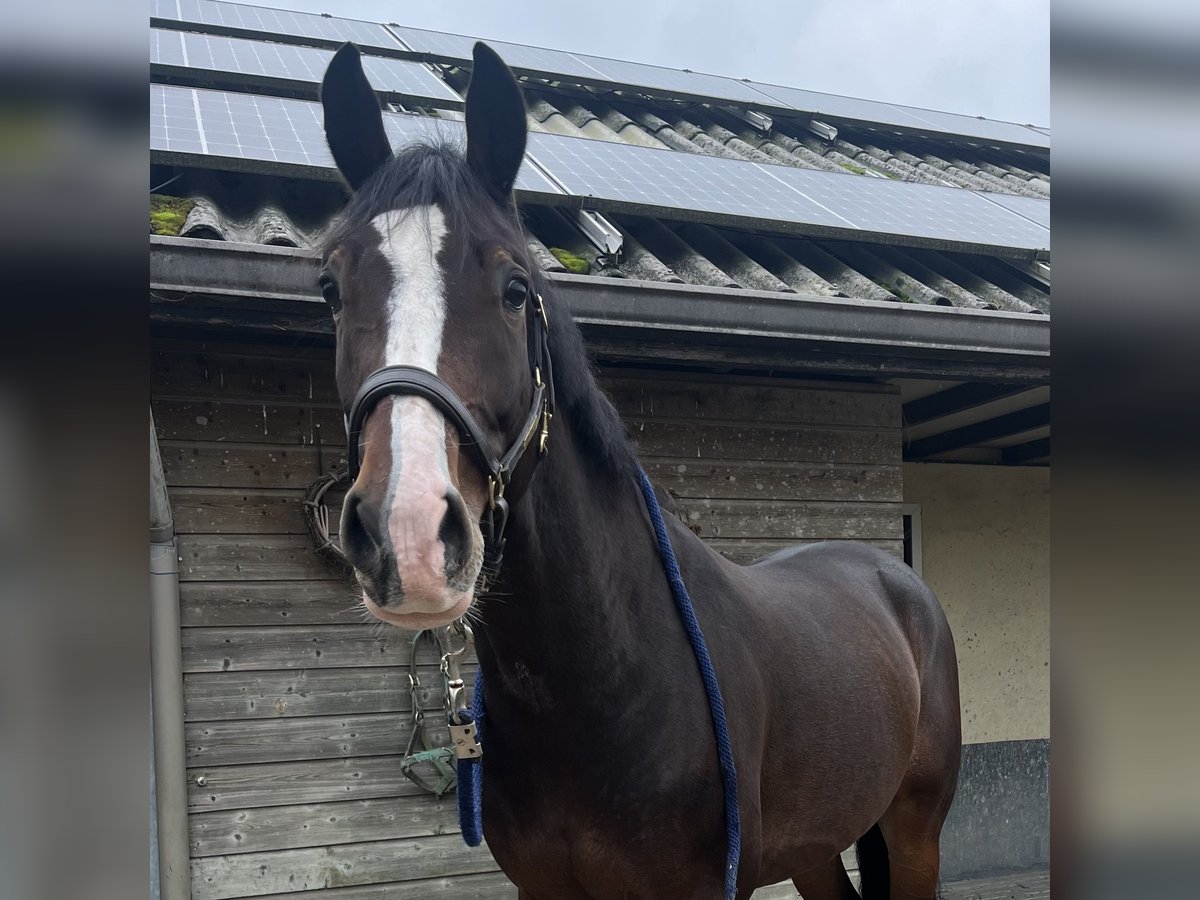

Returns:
341,473,482,628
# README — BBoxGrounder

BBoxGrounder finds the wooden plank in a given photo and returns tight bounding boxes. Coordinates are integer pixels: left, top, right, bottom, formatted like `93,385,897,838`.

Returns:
243,870,515,900
630,421,899,465
189,796,463,857
153,336,334,362
162,453,898,505
177,517,903,582
153,398,344,445
160,442,342,489
172,487,896,542
185,667,471,721
182,625,418,672
674,499,900,540
752,883,801,899
602,378,899,428
153,346,339,403
186,712,450,767
601,369,896,396
188,755,432,810
180,582,361,627
642,458,900,503
190,834,499,899
178,534,340,582
171,487,312,535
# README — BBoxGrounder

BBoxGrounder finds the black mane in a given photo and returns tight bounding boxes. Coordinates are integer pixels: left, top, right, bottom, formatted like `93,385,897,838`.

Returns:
323,141,637,483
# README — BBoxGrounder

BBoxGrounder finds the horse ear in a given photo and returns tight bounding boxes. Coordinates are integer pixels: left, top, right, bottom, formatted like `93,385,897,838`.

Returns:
465,42,528,204
322,43,392,190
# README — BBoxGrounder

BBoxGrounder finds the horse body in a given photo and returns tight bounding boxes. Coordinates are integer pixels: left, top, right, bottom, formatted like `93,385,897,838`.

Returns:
472,421,959,898
317,39,961,899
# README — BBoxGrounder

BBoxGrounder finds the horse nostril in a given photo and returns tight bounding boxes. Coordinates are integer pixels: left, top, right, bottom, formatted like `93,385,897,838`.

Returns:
439,490,472,580
341,491,385,569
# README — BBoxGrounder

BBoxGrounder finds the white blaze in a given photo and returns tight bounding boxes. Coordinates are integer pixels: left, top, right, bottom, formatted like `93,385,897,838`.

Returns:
370,206,455,604
373,205,449,378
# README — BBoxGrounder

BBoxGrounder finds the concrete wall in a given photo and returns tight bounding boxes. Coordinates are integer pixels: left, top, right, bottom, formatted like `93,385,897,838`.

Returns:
903,462,1050,877
904,462,1050,744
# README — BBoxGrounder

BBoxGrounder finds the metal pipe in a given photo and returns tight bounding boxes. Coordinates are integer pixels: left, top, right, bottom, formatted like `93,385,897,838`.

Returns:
150,413,191,900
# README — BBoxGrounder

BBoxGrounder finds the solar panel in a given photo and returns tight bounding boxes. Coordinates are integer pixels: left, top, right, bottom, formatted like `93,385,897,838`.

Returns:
526,131,841,226
151,25,189,68
576,56,780,107
761,163,1049,250
893,107,1049,149
149,84,561,196
155,3,1048,150
385,22,1047,149
749,81,1050,150
390,26,612,84
975,192,1051,230
525,131,1049,254
387,26,477,60
152,0,402,53
392,26,785,109
150,29,462,106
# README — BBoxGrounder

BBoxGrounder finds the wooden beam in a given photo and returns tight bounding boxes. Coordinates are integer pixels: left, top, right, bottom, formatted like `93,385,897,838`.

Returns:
1003,437,1051,465
902,383,1030,427
905,403,1050,458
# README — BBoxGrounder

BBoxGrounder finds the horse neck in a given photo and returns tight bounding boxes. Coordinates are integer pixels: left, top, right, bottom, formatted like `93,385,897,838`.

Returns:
473,415,673,712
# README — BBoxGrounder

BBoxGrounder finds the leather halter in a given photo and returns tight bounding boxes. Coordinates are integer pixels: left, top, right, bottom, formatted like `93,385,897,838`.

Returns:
344,293,554,574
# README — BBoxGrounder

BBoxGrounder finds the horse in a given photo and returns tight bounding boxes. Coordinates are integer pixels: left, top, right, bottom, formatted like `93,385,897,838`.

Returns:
317,40,961,900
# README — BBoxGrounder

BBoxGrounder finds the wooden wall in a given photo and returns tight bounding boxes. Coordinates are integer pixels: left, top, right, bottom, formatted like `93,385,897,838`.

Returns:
152,336,902,899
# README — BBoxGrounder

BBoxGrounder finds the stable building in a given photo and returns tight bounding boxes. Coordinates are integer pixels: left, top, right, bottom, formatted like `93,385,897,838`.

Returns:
149,3,1050,898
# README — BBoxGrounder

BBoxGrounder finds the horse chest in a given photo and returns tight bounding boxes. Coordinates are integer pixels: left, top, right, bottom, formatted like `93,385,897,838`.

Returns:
486,813,716,900
482,755,727,898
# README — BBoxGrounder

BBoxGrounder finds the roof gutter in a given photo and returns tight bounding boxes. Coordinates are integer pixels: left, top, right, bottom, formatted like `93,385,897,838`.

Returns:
150,236,1050,381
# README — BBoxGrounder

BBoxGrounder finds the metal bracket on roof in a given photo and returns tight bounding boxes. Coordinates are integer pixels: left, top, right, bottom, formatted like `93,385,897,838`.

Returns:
808,120,838,141
572,210,624,258
728,108,774,133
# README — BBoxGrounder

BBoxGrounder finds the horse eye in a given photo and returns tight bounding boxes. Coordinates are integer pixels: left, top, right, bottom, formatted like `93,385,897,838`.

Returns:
504,276,528,310
319,274,342,312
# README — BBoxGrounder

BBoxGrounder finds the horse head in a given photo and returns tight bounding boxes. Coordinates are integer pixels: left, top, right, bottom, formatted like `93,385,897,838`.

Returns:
319,41,541,629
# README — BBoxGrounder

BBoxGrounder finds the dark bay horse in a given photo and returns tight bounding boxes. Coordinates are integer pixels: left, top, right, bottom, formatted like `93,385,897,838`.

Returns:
318,41,961,900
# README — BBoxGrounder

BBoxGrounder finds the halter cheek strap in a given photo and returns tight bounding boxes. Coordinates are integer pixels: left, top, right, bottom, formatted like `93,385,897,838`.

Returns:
344,293,554,574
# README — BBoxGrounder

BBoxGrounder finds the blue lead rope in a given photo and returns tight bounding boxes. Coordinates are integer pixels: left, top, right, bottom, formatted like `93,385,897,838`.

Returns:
636,466,742,899
457,466,741,899
456,668,485,847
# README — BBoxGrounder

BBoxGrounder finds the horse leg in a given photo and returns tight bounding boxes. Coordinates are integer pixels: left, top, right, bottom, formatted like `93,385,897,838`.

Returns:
790,855,859,900
875,746,958,900
876,577,961,900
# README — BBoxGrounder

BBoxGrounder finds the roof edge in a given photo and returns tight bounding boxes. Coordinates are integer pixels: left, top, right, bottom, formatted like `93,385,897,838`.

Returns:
149,236,1050,381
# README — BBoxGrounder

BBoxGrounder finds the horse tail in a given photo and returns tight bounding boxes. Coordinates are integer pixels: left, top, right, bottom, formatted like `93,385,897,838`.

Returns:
855,823,890,900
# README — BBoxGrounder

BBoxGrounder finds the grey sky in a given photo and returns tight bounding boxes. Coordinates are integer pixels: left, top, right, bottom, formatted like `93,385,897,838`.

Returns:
275,0,1049,126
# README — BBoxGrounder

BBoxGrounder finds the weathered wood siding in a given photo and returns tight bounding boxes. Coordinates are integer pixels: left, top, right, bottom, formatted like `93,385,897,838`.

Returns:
152,337,901,900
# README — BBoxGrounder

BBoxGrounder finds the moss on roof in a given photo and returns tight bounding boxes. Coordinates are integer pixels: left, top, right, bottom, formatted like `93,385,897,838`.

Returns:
151,194,196,236
548,246,590,274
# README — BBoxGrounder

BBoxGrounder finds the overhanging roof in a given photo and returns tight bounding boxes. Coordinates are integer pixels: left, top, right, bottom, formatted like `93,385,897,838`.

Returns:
150,235,1049,383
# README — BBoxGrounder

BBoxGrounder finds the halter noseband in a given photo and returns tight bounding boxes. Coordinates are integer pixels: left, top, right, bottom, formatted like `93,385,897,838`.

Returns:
344,292,555,575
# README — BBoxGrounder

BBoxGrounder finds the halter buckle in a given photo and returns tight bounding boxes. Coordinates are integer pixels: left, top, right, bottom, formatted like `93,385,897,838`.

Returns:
486,473,506,510
533,292,548,328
